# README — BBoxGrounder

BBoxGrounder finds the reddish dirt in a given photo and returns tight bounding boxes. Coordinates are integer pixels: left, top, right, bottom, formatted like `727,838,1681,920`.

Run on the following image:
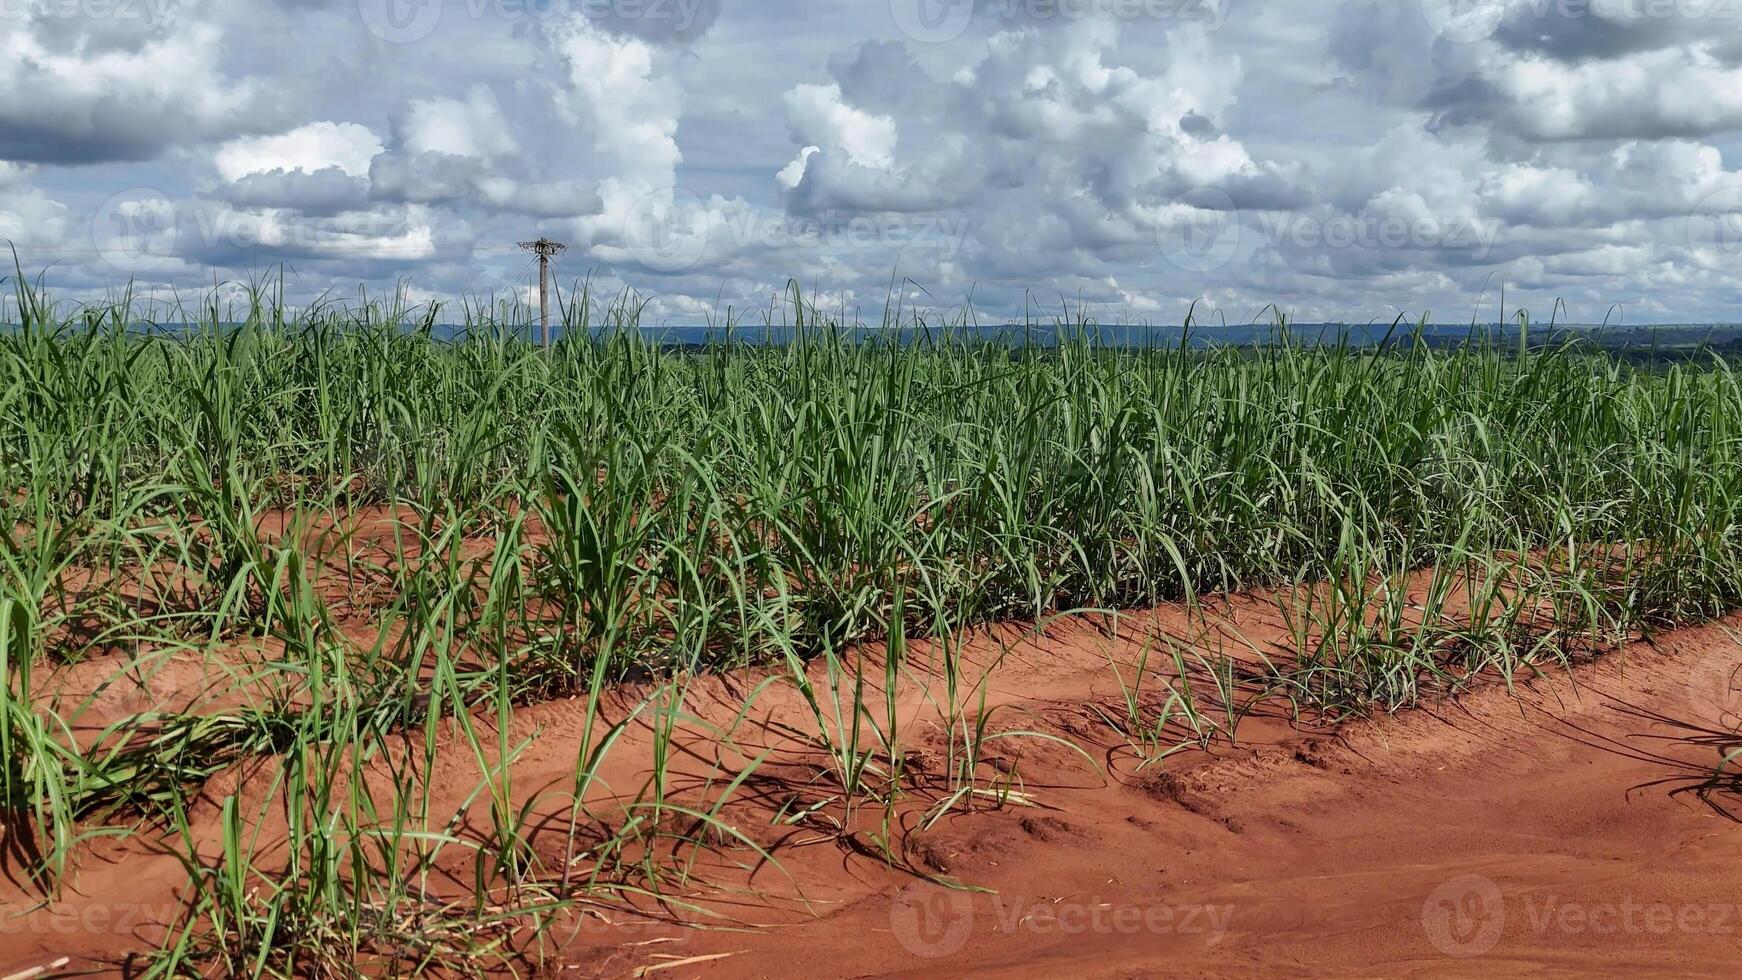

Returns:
4,586,1742,978
555,612,1742,979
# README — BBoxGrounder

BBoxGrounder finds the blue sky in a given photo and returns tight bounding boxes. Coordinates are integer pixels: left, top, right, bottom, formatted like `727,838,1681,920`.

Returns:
4,0,1742,324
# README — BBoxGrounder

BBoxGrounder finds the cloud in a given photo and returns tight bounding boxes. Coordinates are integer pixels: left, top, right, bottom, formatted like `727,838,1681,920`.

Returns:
215,122,384,181
552,17,684,189
0,12,265,164
213,168,374,215
1333,0,1742,142
9,0,1742,323
1489,0,1731,62
785,84,899,170
775,19,1298,281
402,87,519,159
1453,47,1742,141
0,164,69,248
161,199,443,268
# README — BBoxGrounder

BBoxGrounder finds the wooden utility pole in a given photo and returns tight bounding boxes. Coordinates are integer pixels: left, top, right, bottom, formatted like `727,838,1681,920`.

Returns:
519,237,567,347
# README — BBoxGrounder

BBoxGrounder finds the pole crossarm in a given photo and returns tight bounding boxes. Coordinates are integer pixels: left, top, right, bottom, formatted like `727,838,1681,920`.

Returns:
517,238,567,258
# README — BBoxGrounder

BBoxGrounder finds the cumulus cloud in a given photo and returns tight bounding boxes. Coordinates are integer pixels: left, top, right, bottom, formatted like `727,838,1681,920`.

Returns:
774,18,1299,295
175,201,440,265
0,164,69,248
8,0,1742,323
402,87,519,159
554,18,684,192
1489,0,1732,62
0,9,265,164
214,168,374,216
1334,0,1742,142
785,84,899,170
215,122,384,181
1456,47,1742,141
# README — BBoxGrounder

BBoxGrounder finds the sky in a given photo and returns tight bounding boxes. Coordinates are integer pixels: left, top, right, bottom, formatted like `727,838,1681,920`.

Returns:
4,0,1742,325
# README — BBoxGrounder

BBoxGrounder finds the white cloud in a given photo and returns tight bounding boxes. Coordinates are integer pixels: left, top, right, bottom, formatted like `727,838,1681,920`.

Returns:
0,12,263,163
215,122,384,182
775,18,1295,292
7,0,1742,322
0,164,68,247
1488,47,1742,141
777,146,821,190
403,87,519,159
553,18,683,194
784,84,898,169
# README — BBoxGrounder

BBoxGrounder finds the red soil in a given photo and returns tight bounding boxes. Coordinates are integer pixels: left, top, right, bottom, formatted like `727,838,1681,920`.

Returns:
562,609,1742,979
4,583,1741,978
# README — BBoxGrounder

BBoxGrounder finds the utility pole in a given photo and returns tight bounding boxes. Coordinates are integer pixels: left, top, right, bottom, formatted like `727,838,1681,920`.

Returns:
518,236,567,347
